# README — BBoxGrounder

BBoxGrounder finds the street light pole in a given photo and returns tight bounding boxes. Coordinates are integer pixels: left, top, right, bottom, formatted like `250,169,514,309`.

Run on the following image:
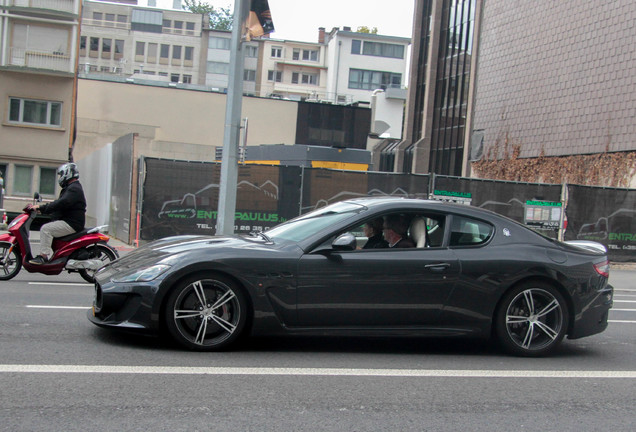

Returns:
216,0,249,235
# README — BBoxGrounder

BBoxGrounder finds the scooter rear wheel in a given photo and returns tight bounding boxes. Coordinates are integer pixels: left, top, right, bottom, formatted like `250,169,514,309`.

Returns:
78,244,118,283
0,242,21,281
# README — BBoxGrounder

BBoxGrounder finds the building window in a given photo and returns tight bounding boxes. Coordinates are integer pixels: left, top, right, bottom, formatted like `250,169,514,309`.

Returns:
351,39,361,54
92,12,103,21
302,73,319,85
186,22,195,35
207,61,229,74
147,43,158,62
173,20,183,33
170,73,180,83
40,167,56,196
182,74,192,84
267,70,282,82
162,19,171,28
114,40,124,60
102,38,112,59
89,37,99,57
160,44,170,60
9,97,62,127
245,45,258,57
292,49,300,60
135,41,145,56
271,46,282,58
209,36,230,50
105,13,115,23
172,45,182,59
14,165,33,195
362,41,405,59
302,49,319,61
291,72,299,84
244,69,256,81
117,15,127,25
348,68,401,90
184,46,194,61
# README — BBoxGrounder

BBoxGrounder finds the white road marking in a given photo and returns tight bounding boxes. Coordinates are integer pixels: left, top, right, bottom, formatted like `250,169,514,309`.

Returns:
25,305,90,310
614,300,636,303
0,364,634,378
609,320,636,324
611,309,636,312
28,282,91,287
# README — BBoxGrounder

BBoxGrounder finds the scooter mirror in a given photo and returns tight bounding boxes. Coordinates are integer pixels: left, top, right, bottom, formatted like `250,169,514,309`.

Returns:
33,192,41,202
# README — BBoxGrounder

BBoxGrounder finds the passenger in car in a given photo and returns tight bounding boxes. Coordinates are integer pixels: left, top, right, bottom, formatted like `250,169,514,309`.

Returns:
383,214,415,248
362,217,389,249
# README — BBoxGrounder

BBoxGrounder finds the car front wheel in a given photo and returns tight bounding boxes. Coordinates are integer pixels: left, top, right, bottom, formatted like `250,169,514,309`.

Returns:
495,282,569,357
164,274,247,351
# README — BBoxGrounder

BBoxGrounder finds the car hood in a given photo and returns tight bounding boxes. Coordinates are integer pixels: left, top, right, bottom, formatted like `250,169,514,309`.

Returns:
95,234,274,281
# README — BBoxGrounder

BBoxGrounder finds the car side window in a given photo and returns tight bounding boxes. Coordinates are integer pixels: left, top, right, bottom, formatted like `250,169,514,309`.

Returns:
449,216,493,246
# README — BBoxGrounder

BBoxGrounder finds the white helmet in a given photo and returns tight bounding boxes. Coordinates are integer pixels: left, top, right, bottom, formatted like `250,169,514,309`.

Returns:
57,163,79,187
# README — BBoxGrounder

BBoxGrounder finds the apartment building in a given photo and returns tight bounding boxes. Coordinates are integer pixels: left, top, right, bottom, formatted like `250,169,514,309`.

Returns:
0,0,81,213
256,38,327,101
206,29,259,94
324,27,411,105
80,0,208,84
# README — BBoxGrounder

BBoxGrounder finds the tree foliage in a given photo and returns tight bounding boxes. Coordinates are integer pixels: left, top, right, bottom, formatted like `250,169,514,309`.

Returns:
357,26,378,34
183,0,233,31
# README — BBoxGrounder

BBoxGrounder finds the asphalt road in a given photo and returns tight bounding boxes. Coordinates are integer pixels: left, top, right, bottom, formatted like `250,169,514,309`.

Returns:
0,269,634,431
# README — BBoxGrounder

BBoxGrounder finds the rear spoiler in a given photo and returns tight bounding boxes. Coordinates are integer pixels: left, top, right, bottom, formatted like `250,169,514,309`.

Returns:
563,240,607,254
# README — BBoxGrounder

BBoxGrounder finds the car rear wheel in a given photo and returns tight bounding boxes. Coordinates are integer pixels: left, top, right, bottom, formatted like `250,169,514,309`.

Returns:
164,274,247,351
495,282,568,357
0,242,21,281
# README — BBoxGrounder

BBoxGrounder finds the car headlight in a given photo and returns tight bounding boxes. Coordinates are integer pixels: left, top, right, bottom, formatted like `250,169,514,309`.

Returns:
112,264,171,283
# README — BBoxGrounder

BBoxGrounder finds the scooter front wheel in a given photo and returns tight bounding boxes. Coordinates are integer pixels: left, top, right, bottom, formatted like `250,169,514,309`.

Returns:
0,242,21,281
78,244,118,283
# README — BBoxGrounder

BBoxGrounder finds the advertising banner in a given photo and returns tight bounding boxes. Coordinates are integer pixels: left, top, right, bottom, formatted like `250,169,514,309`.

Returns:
565,185,636,262
140,159,298,239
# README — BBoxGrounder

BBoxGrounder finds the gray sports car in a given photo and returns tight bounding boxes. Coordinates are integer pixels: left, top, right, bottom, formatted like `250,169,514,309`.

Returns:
89,197,613,356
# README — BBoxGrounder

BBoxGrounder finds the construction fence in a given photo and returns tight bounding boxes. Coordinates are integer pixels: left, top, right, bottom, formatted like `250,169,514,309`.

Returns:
130,158,636,262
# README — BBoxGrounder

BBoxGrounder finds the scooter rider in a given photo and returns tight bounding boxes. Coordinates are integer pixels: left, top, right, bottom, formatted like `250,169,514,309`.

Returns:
28,163,86,265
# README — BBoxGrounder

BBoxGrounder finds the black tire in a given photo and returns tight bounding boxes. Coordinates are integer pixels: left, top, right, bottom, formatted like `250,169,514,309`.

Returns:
0,242,21,281
164,273,248,351
495,282,569,357
78,244,118,283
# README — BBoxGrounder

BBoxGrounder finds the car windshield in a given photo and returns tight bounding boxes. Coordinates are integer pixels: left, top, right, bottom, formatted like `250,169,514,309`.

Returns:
266,201,366,242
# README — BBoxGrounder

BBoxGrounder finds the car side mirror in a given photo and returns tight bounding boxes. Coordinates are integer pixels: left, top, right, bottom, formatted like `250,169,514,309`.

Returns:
332,233,357,251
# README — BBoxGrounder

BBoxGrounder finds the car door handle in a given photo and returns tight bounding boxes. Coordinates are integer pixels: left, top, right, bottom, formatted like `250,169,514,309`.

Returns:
424,262,451,272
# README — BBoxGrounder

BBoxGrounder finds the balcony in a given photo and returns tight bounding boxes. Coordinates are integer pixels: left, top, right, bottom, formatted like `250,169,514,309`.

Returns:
82,18,130,30
4,0,77,15
7,47,72,73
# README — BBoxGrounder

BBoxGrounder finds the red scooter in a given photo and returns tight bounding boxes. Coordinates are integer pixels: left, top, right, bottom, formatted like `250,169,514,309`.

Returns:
0,194,119,283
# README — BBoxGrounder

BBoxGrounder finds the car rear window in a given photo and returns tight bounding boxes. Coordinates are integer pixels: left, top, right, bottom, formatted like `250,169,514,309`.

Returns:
450,216,493,246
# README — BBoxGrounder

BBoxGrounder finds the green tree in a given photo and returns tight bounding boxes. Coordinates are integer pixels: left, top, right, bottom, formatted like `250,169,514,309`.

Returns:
183,0,233,31
357,26,378,34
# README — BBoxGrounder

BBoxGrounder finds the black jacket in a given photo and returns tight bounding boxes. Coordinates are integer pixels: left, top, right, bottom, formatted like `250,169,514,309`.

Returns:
40,180,86,232
363,233,388,249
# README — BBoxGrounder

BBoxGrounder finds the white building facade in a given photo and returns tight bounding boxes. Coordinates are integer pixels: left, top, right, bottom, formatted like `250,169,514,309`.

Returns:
325,28,410,104
80,0,208,84
256,38,327,101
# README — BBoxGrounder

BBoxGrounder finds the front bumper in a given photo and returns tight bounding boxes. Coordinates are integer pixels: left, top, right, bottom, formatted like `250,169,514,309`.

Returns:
88,278,160,333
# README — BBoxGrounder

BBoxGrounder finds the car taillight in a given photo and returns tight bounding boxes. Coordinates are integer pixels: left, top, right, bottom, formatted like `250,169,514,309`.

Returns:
593,260,610,278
